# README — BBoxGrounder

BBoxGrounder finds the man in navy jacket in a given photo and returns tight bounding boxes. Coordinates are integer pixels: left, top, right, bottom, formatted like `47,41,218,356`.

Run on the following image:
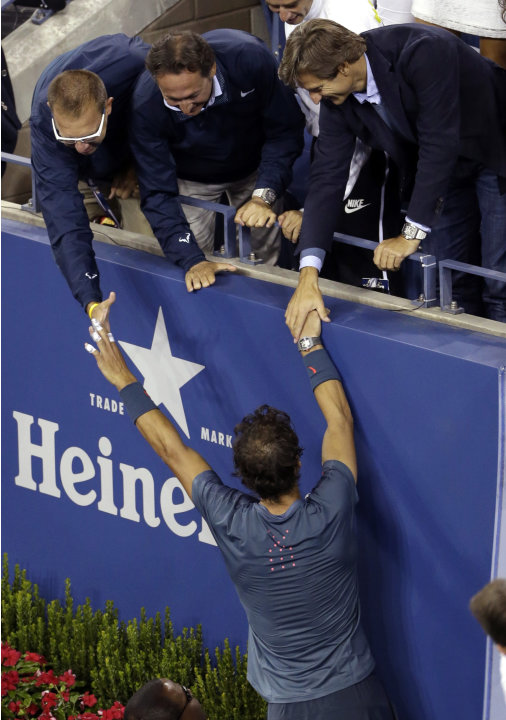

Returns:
129,29,305,292
31,34,149,320
278,20,506,329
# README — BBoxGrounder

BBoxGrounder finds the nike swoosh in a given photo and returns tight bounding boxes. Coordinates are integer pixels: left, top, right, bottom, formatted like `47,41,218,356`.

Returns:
240,89,255,97
344,203,371,214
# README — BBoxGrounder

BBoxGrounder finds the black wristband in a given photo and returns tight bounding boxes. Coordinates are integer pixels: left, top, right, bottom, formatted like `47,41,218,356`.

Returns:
302,348,341,391
119,382,157,424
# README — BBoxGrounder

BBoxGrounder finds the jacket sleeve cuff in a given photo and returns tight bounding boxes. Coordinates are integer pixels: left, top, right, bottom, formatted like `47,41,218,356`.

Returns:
162,230,206,272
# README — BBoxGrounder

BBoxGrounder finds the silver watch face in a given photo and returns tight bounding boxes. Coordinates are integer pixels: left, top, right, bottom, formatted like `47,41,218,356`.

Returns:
402,223,426,241
298,336,320,351
253,188,277,206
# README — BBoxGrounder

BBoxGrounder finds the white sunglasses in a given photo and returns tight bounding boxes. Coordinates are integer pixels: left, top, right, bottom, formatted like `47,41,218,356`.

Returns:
52,109,106,145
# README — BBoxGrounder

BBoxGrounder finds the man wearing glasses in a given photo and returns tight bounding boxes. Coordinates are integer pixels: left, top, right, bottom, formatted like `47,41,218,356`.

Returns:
125,679,206,720
129,30,305,292
30,34,151,322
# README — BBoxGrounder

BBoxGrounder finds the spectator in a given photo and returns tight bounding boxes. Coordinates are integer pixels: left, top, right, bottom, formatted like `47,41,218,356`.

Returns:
30,34,151,323
85,299,396,720
125,678,206,720
267,0,382,137
412,0,506,69
129,29,305,293
278,20,506,333
267,0,404,295
470,578,506,703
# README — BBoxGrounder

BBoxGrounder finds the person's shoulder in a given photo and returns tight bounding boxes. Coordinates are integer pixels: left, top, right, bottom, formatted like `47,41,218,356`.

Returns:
206,29,272,74
131,69,160,106
192,469,256,518
306,460,357,507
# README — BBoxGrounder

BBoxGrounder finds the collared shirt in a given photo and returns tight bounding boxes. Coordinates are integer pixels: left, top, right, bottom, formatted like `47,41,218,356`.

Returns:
300,54,429,272
163,74,222,112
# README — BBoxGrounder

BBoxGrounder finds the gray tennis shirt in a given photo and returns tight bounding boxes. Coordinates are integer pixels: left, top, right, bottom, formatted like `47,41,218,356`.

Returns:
192,460,375,703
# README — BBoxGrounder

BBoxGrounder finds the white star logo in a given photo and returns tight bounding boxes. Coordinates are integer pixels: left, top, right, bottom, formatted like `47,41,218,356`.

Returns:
119,307,205,438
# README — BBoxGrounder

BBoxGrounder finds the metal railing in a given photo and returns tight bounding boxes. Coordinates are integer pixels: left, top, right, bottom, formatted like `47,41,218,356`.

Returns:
3,150,502,315
439,259,506,314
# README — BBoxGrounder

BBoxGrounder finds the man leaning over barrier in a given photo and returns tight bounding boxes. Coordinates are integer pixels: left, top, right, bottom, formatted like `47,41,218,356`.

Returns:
129,29,305,292
84,294,396,720
31,34,150,324
266,0,385,247
278,19,506,329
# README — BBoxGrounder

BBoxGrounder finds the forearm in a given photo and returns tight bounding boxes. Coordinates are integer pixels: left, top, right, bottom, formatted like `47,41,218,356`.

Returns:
299,339,357,478
116,378,193,471
139,191,206,270
303,345,353,428
51,229,102,309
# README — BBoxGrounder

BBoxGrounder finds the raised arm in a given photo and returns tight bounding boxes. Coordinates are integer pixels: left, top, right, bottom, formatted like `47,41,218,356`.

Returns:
298,310,357,481
85,299,210,498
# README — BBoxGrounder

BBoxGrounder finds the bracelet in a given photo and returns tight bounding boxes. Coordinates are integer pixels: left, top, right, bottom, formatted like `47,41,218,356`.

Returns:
119,382,157,424
302,348,341,391
87,302,100,319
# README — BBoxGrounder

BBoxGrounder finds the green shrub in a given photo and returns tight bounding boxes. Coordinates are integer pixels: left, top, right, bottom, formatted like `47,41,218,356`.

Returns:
1,554,267,720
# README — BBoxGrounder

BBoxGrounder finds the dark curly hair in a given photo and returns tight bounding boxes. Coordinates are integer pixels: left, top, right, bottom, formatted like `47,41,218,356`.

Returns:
233,405,303,501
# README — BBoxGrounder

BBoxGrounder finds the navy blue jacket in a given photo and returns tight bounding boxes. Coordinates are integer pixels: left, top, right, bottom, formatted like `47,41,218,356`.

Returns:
31,34,149,309
298,24,506,255
130,29,305,271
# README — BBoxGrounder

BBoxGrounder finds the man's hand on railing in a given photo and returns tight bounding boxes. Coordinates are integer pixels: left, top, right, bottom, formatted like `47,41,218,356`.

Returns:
278,210,303,243
185,260,237,292
234,198,276,228
285,266,330,341
373,234,420,272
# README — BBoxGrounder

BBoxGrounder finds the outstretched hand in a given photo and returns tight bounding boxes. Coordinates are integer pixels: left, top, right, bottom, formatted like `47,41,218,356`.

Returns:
85,309,137,391
87,291,116,332
299,309,322,340
285,267,330,341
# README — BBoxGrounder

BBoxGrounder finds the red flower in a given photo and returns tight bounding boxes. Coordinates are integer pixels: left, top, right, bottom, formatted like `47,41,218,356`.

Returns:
99,701,125,720
35,670,58,686
8,700,21,713
1,645,21,667
78,713,100,720
41,690,58,710
26,702,39,715
1,669,19,696
24,652,46,664
61,690,70,702
82,692,98,708
59,670,76,687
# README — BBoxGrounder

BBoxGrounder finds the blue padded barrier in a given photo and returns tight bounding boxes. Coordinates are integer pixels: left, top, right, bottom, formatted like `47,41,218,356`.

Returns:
2,217,506,720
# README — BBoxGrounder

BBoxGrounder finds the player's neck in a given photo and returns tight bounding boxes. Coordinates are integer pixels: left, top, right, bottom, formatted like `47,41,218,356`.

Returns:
260,488,301,515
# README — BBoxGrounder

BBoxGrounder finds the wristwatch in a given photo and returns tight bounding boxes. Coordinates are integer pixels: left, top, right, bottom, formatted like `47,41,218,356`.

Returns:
252,188,277,207
297,336,321,352
401,222,427,242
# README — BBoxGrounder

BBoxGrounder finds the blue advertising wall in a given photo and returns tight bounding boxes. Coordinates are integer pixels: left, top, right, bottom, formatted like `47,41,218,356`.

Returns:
2,218,506,720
